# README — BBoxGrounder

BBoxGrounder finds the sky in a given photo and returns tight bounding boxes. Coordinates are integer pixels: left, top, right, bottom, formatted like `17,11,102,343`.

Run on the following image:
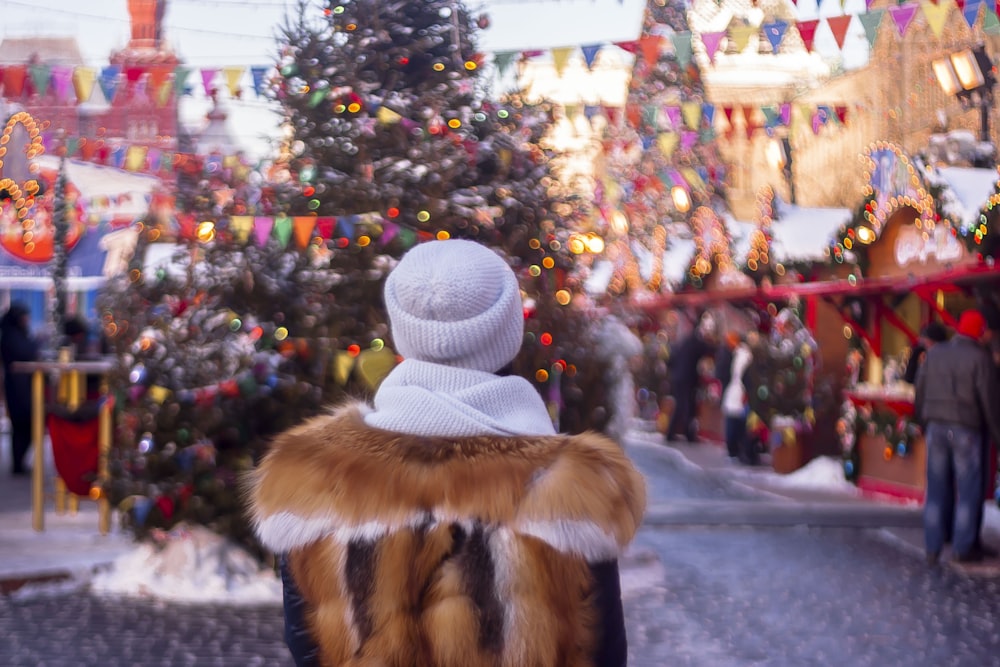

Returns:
0,0,865,160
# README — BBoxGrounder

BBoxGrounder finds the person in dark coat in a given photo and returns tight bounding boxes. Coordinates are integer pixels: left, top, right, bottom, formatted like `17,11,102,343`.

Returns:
666,319,716,443
1,302,39,475
915,310,1000,564
247,240,646,667
903,321,948,384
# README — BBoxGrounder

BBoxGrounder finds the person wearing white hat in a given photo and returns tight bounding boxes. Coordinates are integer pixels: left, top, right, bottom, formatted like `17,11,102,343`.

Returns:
248,239,646,666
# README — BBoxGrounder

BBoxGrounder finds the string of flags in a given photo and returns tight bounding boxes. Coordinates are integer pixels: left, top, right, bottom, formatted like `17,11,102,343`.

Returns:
1,0,994,106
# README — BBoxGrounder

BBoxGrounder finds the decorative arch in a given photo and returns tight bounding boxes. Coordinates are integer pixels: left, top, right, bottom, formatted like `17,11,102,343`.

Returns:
861,141,933,239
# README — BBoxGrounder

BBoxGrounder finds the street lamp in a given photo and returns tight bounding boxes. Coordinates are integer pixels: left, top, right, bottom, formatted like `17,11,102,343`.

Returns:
932,45,996,145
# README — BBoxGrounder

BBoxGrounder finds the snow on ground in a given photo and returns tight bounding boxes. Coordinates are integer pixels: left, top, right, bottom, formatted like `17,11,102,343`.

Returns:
746,455,861,495
89,524,282,605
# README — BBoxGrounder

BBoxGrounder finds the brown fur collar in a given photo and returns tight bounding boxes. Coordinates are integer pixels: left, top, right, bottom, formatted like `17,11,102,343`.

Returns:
247,401,646,561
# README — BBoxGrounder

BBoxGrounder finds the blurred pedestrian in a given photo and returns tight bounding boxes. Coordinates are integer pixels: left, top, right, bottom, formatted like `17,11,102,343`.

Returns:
248,240,646,666
903,321,948,384
915,309,1000,564
666,315,716,443
1,302,39,475
720,333,752,461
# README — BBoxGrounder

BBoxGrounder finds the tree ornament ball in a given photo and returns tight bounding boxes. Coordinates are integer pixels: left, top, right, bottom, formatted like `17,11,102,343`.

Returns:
757,386,768,400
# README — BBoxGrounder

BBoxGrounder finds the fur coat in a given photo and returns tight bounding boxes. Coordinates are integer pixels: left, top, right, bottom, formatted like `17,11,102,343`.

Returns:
247,402,646,667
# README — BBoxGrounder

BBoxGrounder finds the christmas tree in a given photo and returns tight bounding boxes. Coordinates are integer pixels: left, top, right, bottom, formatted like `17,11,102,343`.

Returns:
596,0,731,296
100,0,615,553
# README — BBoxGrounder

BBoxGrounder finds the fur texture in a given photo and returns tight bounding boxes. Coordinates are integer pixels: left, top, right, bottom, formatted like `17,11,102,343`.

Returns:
246,402,646,667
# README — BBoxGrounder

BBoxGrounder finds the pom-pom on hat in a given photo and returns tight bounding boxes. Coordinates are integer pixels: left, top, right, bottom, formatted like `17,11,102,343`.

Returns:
957,309,987,340
384,239,524,373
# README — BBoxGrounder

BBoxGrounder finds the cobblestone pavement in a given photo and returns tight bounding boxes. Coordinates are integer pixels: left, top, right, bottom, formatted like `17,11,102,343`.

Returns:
2,440,999,666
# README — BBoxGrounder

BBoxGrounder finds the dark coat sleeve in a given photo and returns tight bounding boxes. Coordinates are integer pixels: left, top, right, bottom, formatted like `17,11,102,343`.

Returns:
280,555,321,667
590,559,628,667
902,343,925,385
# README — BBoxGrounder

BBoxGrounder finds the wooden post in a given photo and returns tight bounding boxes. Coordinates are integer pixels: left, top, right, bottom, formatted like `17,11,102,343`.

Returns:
31,370,45,532
66,369,81,515
98,374,111,536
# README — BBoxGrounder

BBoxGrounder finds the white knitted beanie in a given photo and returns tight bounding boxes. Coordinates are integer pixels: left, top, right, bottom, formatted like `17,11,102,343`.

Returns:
384,240,524,373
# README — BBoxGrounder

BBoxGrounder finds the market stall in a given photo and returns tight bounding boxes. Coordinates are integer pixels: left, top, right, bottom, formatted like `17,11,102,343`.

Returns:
830,142,1000,501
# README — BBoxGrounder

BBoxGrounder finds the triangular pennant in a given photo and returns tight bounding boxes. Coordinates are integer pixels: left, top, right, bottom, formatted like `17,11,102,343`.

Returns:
682,102,702,130
50,66,73,102
700,32,726,63
639,35,663,68
333,351,356,386
613,40,638,54
253,216,274,246
201,68,220,96
762,20,789,53
229,216,253,243
29,64,51,96
888,3,919,37
858,9,885,46
292,216,316,249
921,0,952,38
657,132,679,157
729,25,756,53
796,19,820,52
315,217,336,239
761,105,780,128
250,66,269,97
780,103,791,126
222,66,245,98
545,47,570,78
338,215,356,239
956,0,968,12
273,214,292,248
723,106,735,126
702,103,715,127
493,52,517,77
665,106,682,129
98,65,121,102
642,104,658,128
155,79,172,107
963,0,984,27
834,105,849,125
580,44,601,70
71,67,95,103
985,7,1000,33
826,15,853,50
174,66,192,95
671,33,693,67
124,66,145,84
125,146,148,172
148,65,172,96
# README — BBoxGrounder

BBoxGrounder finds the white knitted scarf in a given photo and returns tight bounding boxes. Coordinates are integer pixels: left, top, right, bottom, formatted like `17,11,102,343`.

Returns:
363,359,557,438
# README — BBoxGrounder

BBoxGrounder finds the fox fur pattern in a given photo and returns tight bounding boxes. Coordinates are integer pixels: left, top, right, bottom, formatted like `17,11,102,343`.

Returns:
247,401,646,667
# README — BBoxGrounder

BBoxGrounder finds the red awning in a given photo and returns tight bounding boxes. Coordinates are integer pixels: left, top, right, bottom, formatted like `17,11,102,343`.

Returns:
635,262,1000,311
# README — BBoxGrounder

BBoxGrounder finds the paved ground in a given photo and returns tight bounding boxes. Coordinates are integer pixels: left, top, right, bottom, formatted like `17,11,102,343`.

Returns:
3,432,1000,666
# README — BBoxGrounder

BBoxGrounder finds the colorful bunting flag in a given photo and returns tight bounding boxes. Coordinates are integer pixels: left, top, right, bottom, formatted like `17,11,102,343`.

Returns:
639,36,663,68
223,66,245,98
729,26,756,53
551,47,573,77
963,0,984,27
700,31,726,63
858,10,885,47
671,33,693,67
796,19,820,52
888,3,919,37
826,15,853,50
580,44,601,70
763,20,788,53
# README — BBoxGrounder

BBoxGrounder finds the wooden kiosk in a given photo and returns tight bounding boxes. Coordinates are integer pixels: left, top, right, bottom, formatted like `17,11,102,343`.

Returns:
832,143,988,501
